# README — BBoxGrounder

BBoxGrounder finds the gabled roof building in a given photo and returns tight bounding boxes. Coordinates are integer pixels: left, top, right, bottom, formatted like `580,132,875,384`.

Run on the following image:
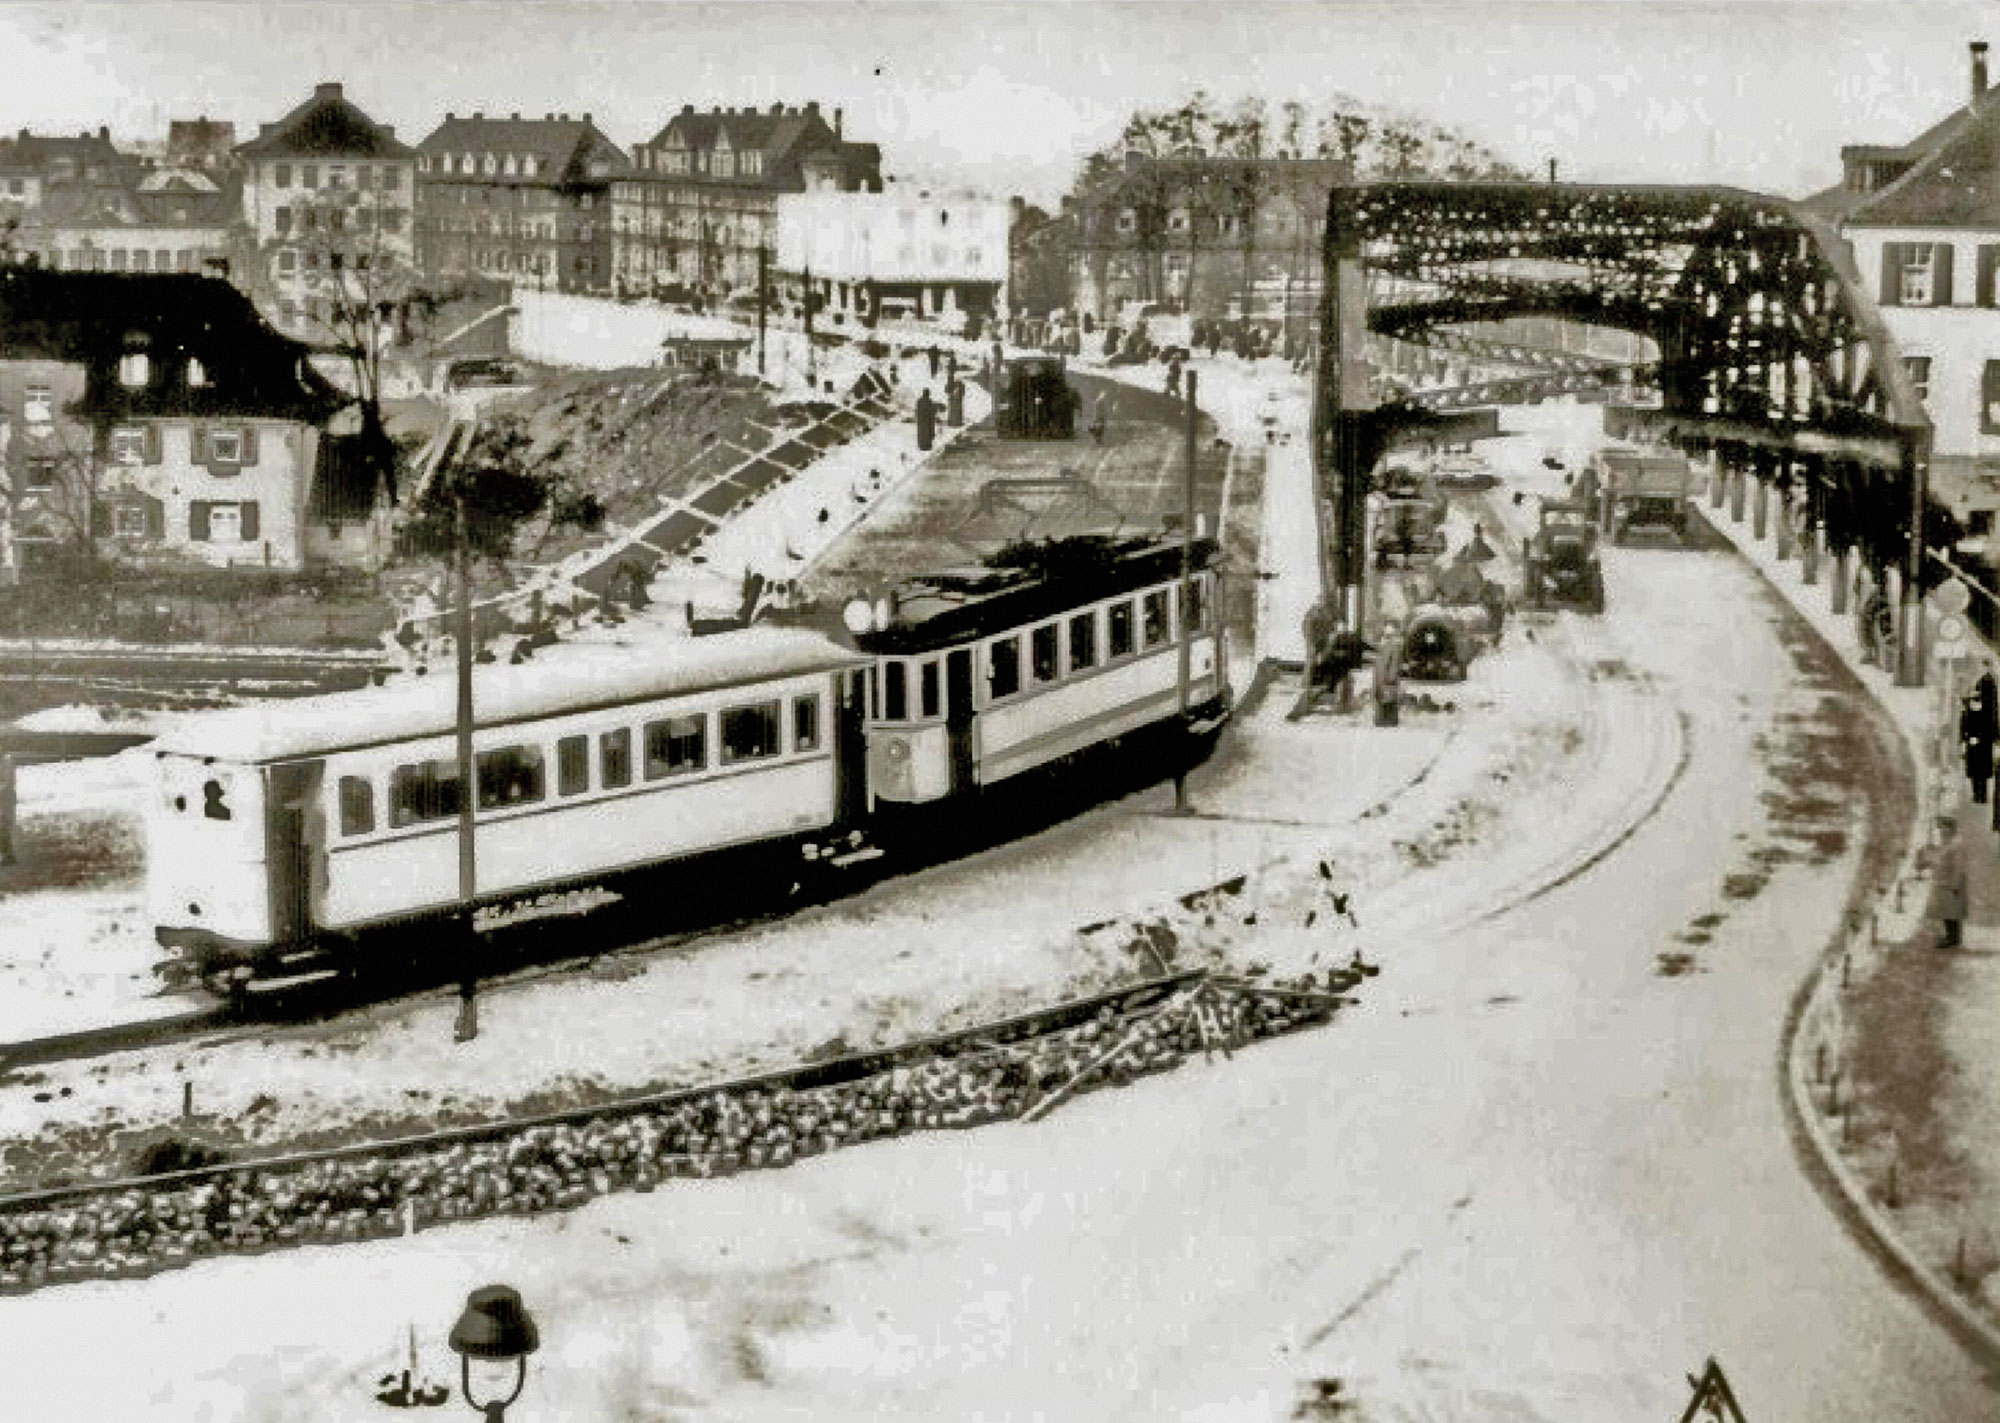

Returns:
1806,41,2000,541
414,111,627,294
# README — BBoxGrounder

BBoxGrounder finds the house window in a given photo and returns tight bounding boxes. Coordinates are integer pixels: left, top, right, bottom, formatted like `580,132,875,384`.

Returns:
793,694,821,752
599,727,633,788
327,165,345,189
1900,246,1936,306
476,745,546,810
275,163,291,188
109,426,146,465
118,352,150,388
276,206,293,236
22,384,53,427
720,701,783,764
187,357,207,388
1904,356,1933,402
1983,361,2000,435
23,457,57,490
920,660,941,719
112,505,148,538
880,661,908,721
338,776,374,836
209,429,243,462
643,713,706,778
557,735,589,796
301,164,318,188
208,504,243,542
133,250,150,272
1117,209,1137,234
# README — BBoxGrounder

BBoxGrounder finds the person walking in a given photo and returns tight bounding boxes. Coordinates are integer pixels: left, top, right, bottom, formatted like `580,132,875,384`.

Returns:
1089,390,1109,445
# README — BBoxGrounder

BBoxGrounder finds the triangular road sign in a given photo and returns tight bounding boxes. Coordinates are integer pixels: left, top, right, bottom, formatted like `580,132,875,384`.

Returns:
1677,1358,1748,1423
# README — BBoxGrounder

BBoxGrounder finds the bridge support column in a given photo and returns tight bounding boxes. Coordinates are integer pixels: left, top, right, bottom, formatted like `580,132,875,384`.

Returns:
1802,521,1820,585
1775,495,1794,561
1729,466,1746,523
1752,476,1769,541
1709,458,1725,509
1830,546,1849,614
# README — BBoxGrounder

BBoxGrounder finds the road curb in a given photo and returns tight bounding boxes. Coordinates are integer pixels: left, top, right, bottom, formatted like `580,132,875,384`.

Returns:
1696,504,2000,1367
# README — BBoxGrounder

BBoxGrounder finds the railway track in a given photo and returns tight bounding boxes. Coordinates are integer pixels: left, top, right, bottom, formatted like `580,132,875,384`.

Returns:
0,964,1362,1295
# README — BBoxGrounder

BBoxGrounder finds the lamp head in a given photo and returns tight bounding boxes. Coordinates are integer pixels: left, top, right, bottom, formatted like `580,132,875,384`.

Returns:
449,1285,540,1361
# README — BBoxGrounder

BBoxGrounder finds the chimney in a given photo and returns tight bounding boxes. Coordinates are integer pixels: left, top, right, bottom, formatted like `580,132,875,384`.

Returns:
559,112,570,122
98,125,109,141
834,107,843,139
511,112,521,121
583,112,592,125
805,101,820,118
473,112,485,121
770,103,783,116
682,104,694,116
314,82,343,102
445,111,456,122
1976,41,1991,104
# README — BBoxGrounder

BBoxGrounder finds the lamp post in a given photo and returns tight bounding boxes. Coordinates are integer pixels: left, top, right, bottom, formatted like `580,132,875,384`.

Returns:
449,1284,540,1421
453,488,479,1042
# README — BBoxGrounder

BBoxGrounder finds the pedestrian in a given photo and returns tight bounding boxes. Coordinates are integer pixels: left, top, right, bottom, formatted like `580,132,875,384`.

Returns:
1089,390,1109,445
1938,834,1967,948
1166,360,1182,398
927,345,941,379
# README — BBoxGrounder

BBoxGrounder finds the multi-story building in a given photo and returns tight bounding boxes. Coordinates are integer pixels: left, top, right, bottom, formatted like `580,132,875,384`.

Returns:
610,102,881,301
0,127,136,233
775,187,1008,335
1062,150,1348,354
235,82,417,335
10,175,235,275
1807,41,2000,544
0,270,346,578
414,112,626,293
165,117,237,173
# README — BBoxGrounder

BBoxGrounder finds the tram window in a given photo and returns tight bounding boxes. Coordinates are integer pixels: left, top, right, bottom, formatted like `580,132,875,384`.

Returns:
477,745,546,810
721,701,783,764
390,759,462,827
1180,577,1209,633
1107,600,1135,659
793,694,821,752
988,636,1021,699
557,735,589,796
600,728,633,789
644,714,707,778
1031,623,1060,684
882,660,908,722
1142,589,1171,648
1069,611,1098,672
338,775,374,836
919,659,941,718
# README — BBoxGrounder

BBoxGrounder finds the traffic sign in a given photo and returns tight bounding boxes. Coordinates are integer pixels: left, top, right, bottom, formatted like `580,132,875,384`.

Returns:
1939,613,1968,644
1678,1358,1748,1423
1935,578,1972,618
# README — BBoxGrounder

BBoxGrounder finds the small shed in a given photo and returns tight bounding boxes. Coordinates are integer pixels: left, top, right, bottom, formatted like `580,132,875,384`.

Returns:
659,335,753,374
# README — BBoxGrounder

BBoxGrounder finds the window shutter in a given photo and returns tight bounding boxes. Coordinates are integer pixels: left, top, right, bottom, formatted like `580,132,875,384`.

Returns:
1934,243,1956,307
144,495,164,539
240,501,260,541
190,501,212,542
191,427,208,463
143,425,161,464
1981,246,2000,308
1880,242,1901,306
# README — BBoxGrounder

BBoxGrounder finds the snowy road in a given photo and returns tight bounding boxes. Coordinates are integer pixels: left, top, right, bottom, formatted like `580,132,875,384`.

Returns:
5,460,1987,1419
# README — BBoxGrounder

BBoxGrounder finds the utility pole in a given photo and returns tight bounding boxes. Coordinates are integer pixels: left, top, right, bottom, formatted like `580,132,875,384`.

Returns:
453,490,479,1042
757,244,769,379
1175,369,1198,814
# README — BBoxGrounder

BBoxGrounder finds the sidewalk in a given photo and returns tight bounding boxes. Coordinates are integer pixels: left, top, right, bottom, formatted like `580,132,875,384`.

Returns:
1698,470,2000,1346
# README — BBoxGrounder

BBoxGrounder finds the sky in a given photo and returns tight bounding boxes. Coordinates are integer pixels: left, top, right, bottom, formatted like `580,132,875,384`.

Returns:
1,0,1996,205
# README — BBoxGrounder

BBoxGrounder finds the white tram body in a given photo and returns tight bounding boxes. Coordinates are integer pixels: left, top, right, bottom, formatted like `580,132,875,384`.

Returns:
149,627,870,967
856,535,1227,807
146,534,1229,981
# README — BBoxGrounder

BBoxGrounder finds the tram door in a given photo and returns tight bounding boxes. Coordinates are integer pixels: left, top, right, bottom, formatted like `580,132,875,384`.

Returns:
264,760,323,946
836,669,871,822
946,649,977,794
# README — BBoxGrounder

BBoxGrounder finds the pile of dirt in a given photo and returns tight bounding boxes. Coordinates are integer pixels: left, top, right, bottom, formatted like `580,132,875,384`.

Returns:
483,368,781,541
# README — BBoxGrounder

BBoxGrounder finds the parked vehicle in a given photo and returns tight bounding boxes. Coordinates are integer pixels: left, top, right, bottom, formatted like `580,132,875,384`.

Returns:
1523,501,1605,612
1597,447,1695,544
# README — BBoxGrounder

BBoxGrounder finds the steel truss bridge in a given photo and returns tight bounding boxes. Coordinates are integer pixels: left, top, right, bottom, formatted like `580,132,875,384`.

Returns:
1313,181,1940,686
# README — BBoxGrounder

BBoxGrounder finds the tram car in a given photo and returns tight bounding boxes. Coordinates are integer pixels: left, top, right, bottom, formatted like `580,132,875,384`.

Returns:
148,533,1227,987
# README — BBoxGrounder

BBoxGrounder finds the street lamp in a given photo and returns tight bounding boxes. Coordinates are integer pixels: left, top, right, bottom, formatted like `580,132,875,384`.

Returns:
448,1284,540,1421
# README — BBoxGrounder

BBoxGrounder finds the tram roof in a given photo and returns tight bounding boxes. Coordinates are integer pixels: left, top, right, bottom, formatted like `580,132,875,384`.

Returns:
859,532,1218,655
154,624,870,763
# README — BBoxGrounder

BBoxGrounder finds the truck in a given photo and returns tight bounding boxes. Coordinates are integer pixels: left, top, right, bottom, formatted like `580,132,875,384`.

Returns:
1597,447,1695,544
1523,500,1605,613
